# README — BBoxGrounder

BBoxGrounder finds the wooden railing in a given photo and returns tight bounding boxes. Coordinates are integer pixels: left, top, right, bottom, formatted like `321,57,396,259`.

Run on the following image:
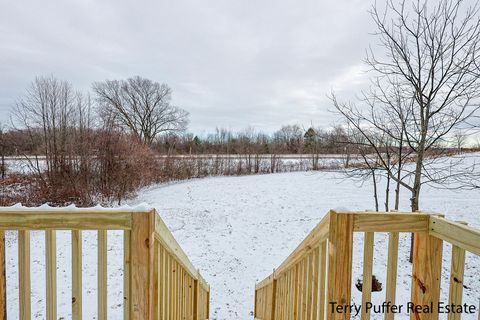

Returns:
254,210,480,320
0,207,210,320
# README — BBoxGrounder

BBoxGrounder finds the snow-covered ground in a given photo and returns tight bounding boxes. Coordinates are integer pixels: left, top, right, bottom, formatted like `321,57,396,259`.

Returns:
4,168,480,319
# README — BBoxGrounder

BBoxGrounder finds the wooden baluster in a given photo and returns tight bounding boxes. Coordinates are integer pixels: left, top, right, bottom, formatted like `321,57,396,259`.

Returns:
193,275,199,320
361,232,374,320
318,241,327,320
72,230,82,320
154,241,160,320
294,263,300,319
385,232,399,320
98,230,107,320
18,230,31,320
45,230,57,320
448,221,468,320
123,230,131,320
307,252,314,320
271,275,277,320
301,259,307,319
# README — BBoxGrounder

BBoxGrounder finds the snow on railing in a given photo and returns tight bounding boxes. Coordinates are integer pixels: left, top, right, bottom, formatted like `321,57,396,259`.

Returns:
0,205,210,320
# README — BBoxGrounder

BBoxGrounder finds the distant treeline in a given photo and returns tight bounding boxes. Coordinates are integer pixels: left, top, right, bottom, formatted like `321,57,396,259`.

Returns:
1,125,355,156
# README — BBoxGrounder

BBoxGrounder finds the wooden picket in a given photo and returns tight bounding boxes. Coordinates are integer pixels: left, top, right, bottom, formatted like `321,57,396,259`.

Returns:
255,210,480,320
0,208,210,320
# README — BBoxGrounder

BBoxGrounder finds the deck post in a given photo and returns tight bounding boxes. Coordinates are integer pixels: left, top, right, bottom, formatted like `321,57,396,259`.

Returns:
411,230,443,320
129,210,156,320
326,211,354,320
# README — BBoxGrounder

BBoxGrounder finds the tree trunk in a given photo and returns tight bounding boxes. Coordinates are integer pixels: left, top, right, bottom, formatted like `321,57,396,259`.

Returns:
385,154,391,212
409,133,426,262
394,133,403,211
372,169,379,212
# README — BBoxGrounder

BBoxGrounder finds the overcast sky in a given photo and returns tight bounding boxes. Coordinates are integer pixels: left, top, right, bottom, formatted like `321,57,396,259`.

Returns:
0,0,376,134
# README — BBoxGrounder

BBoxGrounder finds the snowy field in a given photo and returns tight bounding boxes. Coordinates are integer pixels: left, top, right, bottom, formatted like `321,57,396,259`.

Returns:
4,168,480,319
3,154,357,174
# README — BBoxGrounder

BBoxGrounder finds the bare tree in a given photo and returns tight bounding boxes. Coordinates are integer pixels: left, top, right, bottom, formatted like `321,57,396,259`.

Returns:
453,130,467,151
332,86,414,212
334,0,480,212
13,76,79,182
0,124,6,180
332,0,480,262
366,0,480,211
273,125,304,154
93,76,189,146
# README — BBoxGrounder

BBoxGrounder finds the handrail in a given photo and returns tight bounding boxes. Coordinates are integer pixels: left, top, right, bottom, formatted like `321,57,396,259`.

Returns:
0,206,210,320
255,210,431,288
154,212,210,291
154,213,198,278
254,209,480,320
429,215,480,255
0,209,133,230
276,212,330,276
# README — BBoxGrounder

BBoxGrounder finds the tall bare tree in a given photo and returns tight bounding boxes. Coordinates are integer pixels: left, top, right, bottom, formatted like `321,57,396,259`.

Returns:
334,0,480,212
13,76,79,181
93,76,189,146
367,0,480,211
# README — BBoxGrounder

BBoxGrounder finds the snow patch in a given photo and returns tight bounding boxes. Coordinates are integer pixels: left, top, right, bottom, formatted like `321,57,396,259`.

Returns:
0,202,153,212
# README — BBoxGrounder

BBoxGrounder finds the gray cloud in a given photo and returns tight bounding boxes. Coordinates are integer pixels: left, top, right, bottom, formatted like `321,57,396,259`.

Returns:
0,0,376,133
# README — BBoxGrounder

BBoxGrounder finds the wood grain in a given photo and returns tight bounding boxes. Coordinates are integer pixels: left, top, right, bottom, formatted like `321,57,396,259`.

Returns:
18,230,31,320
72,230,82,320
45,230,57,320
327,212,354,320
411,232,443,320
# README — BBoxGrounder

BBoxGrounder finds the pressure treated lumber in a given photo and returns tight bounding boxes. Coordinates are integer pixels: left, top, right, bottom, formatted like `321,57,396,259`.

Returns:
18,230,31,320
429,216,480,255
361,232,374,320
411,232,443,320
0,211,132,230
45,230,57,320
123,230,131,320
447,221,468,320
352,212,429,232
72,230,82,320
129,211,155,320
327,212,354,320
0,208,210,320
154,214,199,280
318,241,326,320
385,232,399,320
98,230,107,320
275,213,330,276
254,210,480,320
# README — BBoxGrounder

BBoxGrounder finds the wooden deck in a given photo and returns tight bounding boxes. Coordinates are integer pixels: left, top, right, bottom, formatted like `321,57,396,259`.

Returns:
0,207,210,320
254,210,480,320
